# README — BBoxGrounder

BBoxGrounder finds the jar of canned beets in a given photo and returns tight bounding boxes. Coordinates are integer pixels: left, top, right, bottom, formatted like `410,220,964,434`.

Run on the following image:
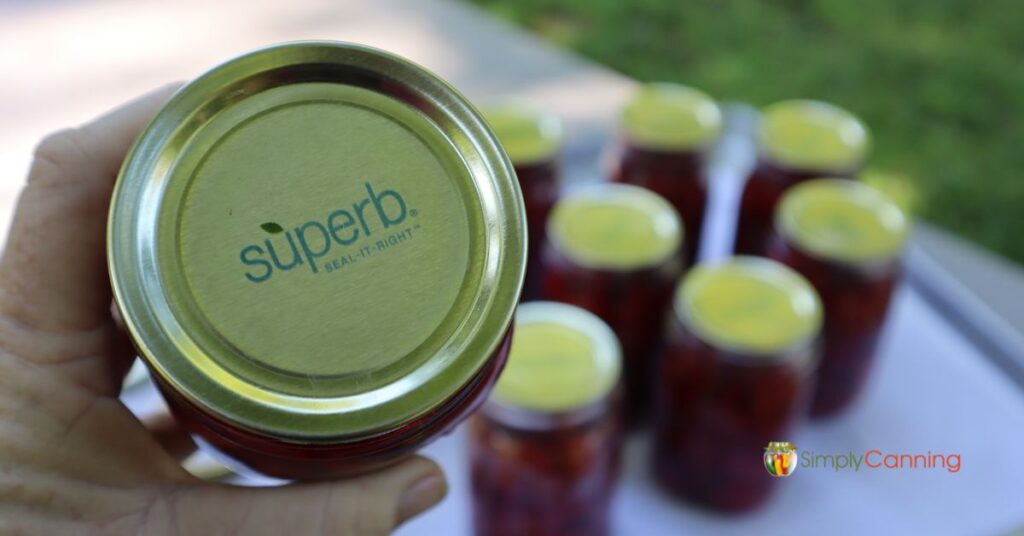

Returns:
481,103,564,300
768,179,909,417
541,183,683,421
611,83,721,265
652,257,822,512
107,42,526,479
470,302,623,536
735,100,870,255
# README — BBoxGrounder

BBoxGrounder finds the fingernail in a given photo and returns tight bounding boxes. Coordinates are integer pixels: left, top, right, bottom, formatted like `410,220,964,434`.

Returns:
397,472,447,523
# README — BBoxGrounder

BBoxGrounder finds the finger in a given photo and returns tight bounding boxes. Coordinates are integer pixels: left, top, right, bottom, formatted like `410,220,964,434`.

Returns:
0,83,181,332
143,411,197,462
173,457,447,536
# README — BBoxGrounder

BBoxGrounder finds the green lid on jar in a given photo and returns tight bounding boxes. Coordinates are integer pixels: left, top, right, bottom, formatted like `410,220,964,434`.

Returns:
676,257,822,355
758,100,869,171
481,102,563,165
491,302,621,413
621,82,722,151
765,441,798,453
776,178,910,264
108,42,526,440
547,183,683,270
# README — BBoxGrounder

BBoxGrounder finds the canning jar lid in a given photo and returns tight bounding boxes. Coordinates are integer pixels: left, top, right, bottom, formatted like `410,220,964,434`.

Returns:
620,82,722,151
481,102,563,165
766,441,798,452
776,178,909,265
758,100,869,171
675,257,822,356
108,42,526,441
490,302,621,413
547,183,683,270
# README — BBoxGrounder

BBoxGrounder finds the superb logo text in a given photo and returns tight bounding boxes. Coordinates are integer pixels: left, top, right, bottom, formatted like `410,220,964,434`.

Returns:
239,182,411,283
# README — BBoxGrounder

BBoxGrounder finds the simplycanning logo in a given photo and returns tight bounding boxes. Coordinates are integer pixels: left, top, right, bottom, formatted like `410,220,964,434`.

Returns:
764,441,962,476
238,182,418,283
764,442,799,477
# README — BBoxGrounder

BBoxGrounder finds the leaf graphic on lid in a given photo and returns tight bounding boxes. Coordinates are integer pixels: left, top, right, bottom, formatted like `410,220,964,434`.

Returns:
260,222,284,234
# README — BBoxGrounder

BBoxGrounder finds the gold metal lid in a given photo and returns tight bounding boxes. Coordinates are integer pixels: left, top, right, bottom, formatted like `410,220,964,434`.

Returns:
480,102,563,165
758,100,869,171
547,183,683,270
620,82,722,151
675,257,822,356
490,302,621,413
776,178,910,265
108,42,526,441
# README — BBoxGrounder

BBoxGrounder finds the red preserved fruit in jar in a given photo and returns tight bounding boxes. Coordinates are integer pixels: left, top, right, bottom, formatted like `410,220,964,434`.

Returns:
160,333,511,478
470,302,623,536
767,179,909,417
735,100,870,255
540,183,684,422
482,103,564,300
107,42,526,479
611,82,722,265
652,257,822,512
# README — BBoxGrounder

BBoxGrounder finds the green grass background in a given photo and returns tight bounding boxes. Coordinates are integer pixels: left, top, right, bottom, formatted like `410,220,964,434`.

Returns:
466,0,1024,265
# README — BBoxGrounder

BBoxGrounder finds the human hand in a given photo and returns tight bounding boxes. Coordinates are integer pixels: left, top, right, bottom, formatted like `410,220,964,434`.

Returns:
0,85,447,535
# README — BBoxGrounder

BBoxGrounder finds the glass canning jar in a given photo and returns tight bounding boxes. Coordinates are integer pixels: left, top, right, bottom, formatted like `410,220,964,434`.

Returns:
470,302,623,536
767,178,909,417
108,42,526,479
652,257,822,512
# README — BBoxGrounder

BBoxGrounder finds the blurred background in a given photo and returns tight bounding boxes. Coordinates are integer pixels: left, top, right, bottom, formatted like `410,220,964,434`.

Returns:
468,0,1024,265
2,0,1023,534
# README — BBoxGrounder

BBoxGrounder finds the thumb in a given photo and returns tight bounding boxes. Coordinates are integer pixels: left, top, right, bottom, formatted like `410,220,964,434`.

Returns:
170,457,446,536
